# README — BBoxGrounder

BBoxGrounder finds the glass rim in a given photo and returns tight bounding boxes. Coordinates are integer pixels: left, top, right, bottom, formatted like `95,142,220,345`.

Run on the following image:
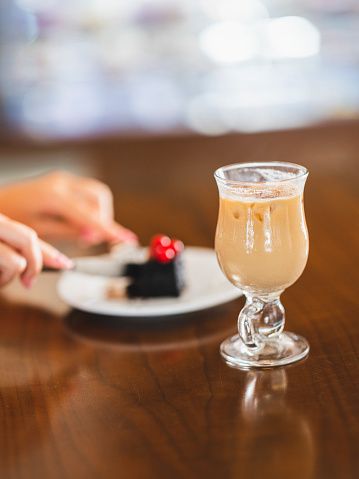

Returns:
214,161,309,185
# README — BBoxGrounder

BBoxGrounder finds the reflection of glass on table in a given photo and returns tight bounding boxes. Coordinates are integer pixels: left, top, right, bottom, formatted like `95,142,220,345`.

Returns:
236,369,314,479
215,162,309,368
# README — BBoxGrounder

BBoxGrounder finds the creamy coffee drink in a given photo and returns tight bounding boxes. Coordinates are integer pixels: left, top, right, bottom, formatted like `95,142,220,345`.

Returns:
215,186,309,295
214,162,310,368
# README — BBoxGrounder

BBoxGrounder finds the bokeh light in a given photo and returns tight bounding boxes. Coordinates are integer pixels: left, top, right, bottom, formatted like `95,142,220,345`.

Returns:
199,22,260,64
266,16,321,59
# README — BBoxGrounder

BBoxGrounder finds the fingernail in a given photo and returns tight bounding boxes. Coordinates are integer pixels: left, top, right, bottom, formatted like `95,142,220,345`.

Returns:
113,227,138,243
55,253,74,270
22,277,34,289
79,228,94,241
79,228,102,244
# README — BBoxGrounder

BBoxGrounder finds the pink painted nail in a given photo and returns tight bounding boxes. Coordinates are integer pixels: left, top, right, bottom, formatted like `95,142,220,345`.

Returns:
79,228,103,244
55,253,74,270
79,227,95,240
113,227,138,243
23,277,34,289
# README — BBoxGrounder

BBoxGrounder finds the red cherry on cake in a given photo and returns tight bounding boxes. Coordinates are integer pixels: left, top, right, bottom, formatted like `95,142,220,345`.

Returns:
155,245,176,263
150,235,169,256
150,234,170,251
151,234,171,248
149,234,184,263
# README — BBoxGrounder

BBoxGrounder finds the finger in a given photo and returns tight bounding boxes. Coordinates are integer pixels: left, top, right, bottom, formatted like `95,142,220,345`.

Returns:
26,214,137,246
48,191,114,239
63,175,136,242
25,217,82,240
39,239,73,270
72,177,115,223
78,222,138,245
0,216,42,287
0,242,27,287
50,193,137,244
107,224,139,245
40,173,137,244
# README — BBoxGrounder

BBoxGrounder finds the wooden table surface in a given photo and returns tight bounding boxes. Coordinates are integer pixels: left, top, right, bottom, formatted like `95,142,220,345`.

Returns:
0,122,359,479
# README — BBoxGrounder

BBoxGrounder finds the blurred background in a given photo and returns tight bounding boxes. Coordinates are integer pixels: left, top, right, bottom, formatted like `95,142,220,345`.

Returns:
1,0,359,142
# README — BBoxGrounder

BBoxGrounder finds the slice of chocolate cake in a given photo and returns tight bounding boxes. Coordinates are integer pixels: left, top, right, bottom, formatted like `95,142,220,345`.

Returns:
125,256,185,298
106,234,185,300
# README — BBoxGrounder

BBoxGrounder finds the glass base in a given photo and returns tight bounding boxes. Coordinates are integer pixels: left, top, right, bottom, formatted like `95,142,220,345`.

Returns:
220,331,309,369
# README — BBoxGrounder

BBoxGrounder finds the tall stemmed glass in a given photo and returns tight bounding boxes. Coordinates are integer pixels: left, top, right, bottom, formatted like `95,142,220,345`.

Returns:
215,162,309,368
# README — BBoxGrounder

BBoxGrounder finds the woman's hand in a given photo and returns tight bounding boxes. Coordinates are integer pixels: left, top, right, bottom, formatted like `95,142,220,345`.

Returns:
0,214,73,288
0,170,137,246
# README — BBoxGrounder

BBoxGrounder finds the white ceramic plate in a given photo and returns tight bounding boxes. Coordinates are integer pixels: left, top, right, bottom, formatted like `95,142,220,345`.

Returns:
57,247,242,317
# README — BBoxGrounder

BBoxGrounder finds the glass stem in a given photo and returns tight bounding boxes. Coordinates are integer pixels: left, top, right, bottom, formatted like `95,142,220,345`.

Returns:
238,295,285,352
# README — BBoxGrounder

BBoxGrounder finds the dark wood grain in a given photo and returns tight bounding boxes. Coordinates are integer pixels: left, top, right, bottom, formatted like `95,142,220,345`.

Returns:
1,122,359,479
